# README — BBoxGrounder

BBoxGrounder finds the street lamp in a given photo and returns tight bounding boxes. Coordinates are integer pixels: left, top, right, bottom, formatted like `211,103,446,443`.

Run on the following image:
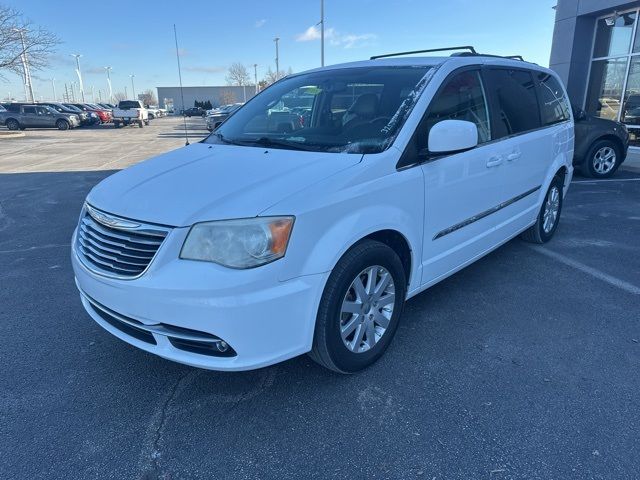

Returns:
253,63,258,94
274,37,280,80
51,78,56,101
104,67,113,103
129,74,136,99
71,54,85,102
320,0,325,66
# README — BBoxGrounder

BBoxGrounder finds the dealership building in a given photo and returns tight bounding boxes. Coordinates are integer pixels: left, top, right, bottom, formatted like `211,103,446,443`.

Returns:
156,85,255,112
551,0,640,147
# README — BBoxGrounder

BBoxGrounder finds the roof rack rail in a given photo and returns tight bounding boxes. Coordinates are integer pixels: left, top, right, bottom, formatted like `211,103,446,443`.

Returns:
370,46,476,60
451,52,526,62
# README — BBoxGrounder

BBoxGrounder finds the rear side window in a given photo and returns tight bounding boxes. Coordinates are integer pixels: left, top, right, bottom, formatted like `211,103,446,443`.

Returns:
486,68,541,138
423,70,491,147
536,73,571,125
23,106,37,114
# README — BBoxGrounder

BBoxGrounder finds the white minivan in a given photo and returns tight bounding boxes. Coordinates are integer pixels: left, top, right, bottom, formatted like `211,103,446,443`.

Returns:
72,47,574,373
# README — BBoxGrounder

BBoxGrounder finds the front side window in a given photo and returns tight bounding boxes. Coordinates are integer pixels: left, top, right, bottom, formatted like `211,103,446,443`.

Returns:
487,69,541,138
422,70,491,148
23,106,36,115
537,73,571,125
205,66,435,154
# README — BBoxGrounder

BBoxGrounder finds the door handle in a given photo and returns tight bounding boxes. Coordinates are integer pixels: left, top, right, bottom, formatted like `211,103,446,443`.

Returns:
486,156,503,168
506,152,522,162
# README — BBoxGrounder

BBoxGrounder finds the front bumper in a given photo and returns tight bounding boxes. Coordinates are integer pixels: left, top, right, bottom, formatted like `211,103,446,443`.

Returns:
71,227,327,371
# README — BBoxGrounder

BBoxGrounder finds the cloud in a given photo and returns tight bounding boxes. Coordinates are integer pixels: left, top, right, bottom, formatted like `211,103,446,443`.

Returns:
255,19,266,28
296,26,377,48
184,65,226,73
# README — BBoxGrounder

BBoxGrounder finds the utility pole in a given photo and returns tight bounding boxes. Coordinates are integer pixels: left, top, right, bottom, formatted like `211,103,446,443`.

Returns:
320,0,325,67
51,78,56,101
64,83,69,102
14,28,35,102
274,37,280,80
253,63,258,94
71,54,85,101
70,82,76,102
124,85,128,98
104,67,113,103
129,74,136,99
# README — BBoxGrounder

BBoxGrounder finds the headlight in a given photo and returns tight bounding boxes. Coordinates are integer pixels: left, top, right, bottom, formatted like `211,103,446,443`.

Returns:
180,216,294,268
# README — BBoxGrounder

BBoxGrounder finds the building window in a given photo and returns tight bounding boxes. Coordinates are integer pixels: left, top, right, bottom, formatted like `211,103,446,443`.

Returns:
586,7,640,146
593,12,636,58
585,58,627,120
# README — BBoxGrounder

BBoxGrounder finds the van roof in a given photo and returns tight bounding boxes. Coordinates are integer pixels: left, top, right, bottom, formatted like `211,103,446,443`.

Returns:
303,54,553,76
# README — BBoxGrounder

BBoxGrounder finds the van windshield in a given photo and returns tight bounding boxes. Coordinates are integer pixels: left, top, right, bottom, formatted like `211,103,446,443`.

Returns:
204,66,435,154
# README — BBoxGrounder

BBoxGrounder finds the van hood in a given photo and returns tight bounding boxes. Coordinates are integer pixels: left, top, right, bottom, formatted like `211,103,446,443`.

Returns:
87,143,361,227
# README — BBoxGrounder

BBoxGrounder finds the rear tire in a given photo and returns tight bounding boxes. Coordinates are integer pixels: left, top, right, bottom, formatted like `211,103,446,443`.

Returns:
144,119,149,126
138,120,144,128
6,119,19,131
580,139,621,179
56,120,69,131
309,240,406,373
114,121,121,128
521,175,564,244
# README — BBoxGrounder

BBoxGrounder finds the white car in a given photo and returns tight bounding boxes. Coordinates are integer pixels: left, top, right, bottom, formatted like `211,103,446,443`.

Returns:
72,47,574,373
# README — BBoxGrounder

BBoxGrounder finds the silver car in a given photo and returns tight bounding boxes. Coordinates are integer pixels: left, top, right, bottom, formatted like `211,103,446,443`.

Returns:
0,104,80,131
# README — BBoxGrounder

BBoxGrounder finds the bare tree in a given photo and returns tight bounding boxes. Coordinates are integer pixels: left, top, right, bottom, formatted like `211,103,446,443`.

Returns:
218,89,236,106
139,89,158,106
263,67,287,86
0,5,60,79
113,91,127,102
225,62,250,86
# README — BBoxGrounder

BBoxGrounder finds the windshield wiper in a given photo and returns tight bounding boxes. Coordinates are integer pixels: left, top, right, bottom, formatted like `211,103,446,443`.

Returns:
211,132,241,146
241,137,321,152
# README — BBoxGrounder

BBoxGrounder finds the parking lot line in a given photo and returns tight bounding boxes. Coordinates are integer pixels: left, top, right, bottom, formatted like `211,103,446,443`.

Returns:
572,178,640,184
528,246,640,295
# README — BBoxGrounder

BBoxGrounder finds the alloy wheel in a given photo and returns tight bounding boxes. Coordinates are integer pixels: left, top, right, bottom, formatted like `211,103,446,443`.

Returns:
593,146,616,175
339,265,395,353
543,186,560,233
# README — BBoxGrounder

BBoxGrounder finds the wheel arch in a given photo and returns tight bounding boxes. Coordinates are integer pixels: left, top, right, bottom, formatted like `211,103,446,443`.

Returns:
362,230,412,287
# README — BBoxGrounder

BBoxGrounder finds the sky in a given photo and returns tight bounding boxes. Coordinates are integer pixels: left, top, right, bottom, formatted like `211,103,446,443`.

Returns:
3,0,558,103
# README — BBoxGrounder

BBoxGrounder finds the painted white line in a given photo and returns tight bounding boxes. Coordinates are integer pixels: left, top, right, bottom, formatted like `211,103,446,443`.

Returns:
529,246,640,295
573,177,640,184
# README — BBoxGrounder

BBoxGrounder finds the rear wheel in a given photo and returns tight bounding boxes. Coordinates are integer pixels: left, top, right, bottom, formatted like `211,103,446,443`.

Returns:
114,121,121,128
144,119,149,126
309,240,406,373
581,139,621,179
6,119,19,131
138,120,144,128
521,175,564,244
56,119,69,131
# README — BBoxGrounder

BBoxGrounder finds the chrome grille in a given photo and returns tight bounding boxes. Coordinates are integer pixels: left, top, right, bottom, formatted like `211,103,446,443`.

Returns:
75,205,169,279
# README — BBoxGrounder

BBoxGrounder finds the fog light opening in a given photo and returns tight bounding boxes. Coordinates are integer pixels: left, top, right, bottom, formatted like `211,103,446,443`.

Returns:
216,341,229,353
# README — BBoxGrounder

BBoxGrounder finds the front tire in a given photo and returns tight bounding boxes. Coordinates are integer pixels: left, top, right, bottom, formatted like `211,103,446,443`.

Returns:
521,175,564,244
309,240,406,373
6,119,19,131
56,120,69,131
581,139,621,179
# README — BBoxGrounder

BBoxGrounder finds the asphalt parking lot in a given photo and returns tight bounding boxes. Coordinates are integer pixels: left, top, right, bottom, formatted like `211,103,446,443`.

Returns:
1,120,639,479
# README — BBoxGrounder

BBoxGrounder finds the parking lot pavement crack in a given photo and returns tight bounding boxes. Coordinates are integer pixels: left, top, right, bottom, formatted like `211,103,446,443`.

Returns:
139,370,201,480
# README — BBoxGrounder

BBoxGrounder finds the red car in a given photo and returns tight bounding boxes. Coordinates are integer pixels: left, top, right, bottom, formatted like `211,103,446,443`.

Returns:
68,103,112,124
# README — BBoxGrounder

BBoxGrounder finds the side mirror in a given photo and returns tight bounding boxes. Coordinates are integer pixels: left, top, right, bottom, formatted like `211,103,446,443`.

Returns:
426,120,478,156
572,105,587,121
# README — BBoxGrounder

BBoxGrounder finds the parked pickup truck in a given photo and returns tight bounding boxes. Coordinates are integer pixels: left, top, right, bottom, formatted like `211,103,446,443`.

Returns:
112,100,149,128
0,104,80,131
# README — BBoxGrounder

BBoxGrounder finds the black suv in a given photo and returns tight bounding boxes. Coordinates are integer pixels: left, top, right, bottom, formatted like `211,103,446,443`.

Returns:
183,107,205,117
573,106,630,178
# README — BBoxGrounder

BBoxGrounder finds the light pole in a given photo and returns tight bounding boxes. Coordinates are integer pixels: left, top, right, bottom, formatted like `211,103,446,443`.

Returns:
71,54,85,101
320,0,325,67
70,82,76,102
129,74,136,99
253,63,258,94
274,37,280,80
13,28,35,102
104,66,113,103
124,85,128,98
51,78,56,101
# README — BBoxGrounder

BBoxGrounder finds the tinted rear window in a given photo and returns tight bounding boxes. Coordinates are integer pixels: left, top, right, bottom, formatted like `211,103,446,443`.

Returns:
487,68,541,138
119,101,141,109
536,73,571,125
